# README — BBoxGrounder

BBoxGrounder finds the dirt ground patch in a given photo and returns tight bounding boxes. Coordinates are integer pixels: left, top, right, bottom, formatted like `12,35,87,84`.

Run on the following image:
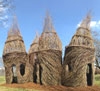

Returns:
0,82,100,91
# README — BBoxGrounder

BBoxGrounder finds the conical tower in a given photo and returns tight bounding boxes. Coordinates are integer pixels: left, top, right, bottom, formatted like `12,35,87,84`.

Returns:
36,12,62,85
29,32,39,54
39,12,62,51
28,32,40,83
3,15,30,84
69,13,94,48
62,13,95,87
3,15,25,55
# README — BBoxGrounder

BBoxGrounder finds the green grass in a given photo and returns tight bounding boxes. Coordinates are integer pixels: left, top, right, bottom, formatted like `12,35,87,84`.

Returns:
94,74,100,85
0,76,6,84
0,76,39,91
0,86,39,91
0,75,100,91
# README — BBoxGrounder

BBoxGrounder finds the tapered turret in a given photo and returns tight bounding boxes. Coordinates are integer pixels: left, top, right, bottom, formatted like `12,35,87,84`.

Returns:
39,12,62,51
69,13,94,48
37,12,62,85
62,13,95,87
3,15,30,84
29,32,39,54
3,15,26,55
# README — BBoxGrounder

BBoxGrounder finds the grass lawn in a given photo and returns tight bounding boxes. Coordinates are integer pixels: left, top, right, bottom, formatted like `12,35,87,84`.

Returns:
0,76,39,91
0,75,100,91
95,74,100,86
0,86,39,91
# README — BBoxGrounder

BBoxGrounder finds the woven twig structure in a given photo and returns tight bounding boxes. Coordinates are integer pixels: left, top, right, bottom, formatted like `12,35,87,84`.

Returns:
62,13,95,87
3,16,25,55
39,13,62,51
35,12,62,85
28,32,40,83
29,32,39,54
3,15,30,84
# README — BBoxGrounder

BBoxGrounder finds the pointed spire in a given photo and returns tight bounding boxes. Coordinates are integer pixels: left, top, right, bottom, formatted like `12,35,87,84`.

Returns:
32,32,39,44
8,15,21,36
29,32,39,54
80,11,92,29
43,11,54,32
69,12,94,48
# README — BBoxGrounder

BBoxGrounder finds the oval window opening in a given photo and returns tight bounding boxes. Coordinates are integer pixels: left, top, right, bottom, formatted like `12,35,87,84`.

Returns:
20,64,25,76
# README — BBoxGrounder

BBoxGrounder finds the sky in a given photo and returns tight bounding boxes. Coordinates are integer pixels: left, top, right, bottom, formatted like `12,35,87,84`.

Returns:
0,0,100,57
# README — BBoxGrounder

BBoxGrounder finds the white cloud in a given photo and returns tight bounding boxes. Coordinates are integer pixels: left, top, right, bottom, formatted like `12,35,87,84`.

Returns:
3,22,9,28
0,15,8,20
77,20,100,29
77,22,81,27
90,21,97,27
98,21,100,25
90,21,100,28
0,7,6,12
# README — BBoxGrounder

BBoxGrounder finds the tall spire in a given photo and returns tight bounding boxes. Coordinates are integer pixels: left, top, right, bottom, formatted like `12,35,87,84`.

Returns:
32,32,39,44
43,12,54,32
80,11,92,30
69,12,94,48
8,15,21,36
29,32,39,54
3,15,26,55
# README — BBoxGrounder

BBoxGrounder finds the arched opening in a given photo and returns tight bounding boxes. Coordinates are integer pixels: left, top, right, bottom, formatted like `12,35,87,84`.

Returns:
33,63,42,84
68,64,72,72
12,64,17,83
39,65,42,85
20,64,25,76
86,64,93,86
33,63,37,83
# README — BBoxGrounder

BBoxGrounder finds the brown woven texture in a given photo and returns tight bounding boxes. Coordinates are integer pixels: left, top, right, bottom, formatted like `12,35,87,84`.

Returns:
36,50,62,85
3,15,26,55
3,16,30,84
62,46,95,87
29,12,62,85
3,52,30,84
62,13,95,87
69,13,94,48
29,32,39,54
39,12,62,51
28,32,40,83
39,31,62,51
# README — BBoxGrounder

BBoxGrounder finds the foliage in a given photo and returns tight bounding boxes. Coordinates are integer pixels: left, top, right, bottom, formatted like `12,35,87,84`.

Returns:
94,74,100,85
0,0,14,28
92,30,100,68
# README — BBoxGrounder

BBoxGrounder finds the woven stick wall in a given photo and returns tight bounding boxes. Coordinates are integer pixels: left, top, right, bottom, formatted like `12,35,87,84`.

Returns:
28,32,40,83
62,13,95,87
36,12,62,85
3,16,30,84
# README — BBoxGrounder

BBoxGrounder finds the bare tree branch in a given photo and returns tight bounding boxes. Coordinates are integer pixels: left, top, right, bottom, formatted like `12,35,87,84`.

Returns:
0,0,14,28
92,30,100,68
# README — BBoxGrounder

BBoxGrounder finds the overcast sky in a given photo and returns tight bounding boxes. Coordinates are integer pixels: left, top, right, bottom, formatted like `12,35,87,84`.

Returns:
0,0,100,57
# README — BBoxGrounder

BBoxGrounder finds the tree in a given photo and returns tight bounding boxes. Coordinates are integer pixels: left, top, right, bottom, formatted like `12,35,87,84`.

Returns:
0,0,14,28
92,30,100,68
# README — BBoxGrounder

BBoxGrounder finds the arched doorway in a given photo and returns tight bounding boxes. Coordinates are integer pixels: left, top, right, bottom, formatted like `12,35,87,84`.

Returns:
86,63,93,86
12,64,17,83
